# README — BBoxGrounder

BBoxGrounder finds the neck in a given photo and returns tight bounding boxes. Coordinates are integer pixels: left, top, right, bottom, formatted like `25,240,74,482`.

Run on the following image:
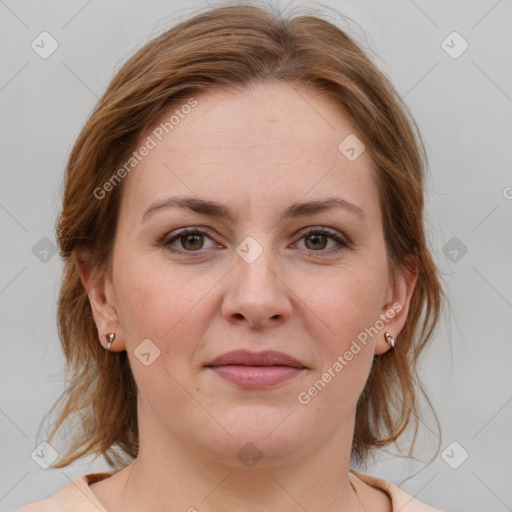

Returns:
114,406,364,512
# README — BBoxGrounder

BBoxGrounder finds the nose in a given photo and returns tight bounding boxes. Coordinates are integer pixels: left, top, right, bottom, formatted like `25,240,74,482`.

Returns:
222,246,292,329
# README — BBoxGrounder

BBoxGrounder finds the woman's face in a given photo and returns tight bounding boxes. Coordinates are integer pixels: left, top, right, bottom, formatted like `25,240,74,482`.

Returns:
88,81,415,465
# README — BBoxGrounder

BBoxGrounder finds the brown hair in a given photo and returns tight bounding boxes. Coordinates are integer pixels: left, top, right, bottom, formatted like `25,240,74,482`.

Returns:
45,2,443,468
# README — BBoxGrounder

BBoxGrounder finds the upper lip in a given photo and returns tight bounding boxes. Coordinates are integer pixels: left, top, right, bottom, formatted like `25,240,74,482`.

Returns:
205,350,306,368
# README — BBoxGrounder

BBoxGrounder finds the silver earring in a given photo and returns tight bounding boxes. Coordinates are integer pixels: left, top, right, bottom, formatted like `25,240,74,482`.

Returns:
106,332,116,351
384,332,395,348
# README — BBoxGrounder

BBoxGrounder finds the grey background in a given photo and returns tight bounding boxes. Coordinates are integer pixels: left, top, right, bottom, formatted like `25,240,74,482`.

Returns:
1,0,511,511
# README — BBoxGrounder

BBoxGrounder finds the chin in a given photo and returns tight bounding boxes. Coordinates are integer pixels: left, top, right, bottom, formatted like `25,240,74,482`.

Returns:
196,404,309,466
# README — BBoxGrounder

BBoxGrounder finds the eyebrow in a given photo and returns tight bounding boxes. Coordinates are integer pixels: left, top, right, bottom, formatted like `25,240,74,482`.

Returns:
142,195,366,223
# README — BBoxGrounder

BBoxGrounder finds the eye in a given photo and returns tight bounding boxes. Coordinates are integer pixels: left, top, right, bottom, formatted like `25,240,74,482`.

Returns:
159,226,351,257
161,228,218,254
294,227,351,255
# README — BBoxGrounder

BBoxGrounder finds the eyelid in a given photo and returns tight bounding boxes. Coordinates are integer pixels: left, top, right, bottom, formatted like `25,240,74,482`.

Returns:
296,225,350,243
160,226,220,250
160,225,351,256
293,226,352,253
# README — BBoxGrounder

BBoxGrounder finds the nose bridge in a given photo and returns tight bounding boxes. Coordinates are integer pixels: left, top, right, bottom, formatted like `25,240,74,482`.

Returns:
234,234,281,299
223,233,291,327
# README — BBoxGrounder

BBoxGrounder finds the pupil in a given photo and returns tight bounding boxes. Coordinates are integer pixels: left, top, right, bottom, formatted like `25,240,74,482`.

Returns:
184,234,203,250
307,234,326,250
180,234,328,251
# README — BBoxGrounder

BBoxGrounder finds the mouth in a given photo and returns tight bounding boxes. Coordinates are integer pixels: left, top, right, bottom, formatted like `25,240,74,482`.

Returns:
204,350,307,388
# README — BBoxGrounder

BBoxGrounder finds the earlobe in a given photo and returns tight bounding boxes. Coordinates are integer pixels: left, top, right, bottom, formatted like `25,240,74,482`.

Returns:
73,249,124,351
374,256,418,355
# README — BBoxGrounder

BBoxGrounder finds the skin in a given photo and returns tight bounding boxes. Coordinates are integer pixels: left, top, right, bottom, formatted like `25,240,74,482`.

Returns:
77,81,417,512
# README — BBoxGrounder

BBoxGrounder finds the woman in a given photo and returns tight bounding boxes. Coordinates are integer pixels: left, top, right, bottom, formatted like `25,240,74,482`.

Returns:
18,3,444,511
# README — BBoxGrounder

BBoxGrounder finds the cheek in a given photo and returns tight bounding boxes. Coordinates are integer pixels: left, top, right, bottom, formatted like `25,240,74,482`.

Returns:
113,251,214,356
301,263,388,346
292,261,387,408
112,256,209,410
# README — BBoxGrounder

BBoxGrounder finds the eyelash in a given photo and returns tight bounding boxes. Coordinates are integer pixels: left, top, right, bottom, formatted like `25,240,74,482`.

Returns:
159,226,351,258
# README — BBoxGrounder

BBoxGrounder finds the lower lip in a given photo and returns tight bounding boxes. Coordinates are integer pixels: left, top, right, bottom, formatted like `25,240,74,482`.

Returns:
208,365,305,387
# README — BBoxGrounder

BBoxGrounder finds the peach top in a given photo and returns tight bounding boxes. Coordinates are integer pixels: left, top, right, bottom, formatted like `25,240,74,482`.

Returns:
17,469,443,511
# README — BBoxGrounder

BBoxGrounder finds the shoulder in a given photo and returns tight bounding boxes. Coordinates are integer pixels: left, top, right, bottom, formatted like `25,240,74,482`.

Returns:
351,470,444,512
16,472,115,512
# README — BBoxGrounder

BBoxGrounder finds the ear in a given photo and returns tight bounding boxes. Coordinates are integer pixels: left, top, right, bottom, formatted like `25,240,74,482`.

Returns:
374,255,418,355
73,248,126,352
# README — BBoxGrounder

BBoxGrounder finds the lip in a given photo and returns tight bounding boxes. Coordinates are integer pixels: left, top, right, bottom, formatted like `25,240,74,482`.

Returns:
206,350,306,368
205,350,307,388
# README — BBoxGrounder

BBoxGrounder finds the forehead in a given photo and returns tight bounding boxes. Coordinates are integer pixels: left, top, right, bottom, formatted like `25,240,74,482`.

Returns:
120,81,380,222
149,82,362,159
